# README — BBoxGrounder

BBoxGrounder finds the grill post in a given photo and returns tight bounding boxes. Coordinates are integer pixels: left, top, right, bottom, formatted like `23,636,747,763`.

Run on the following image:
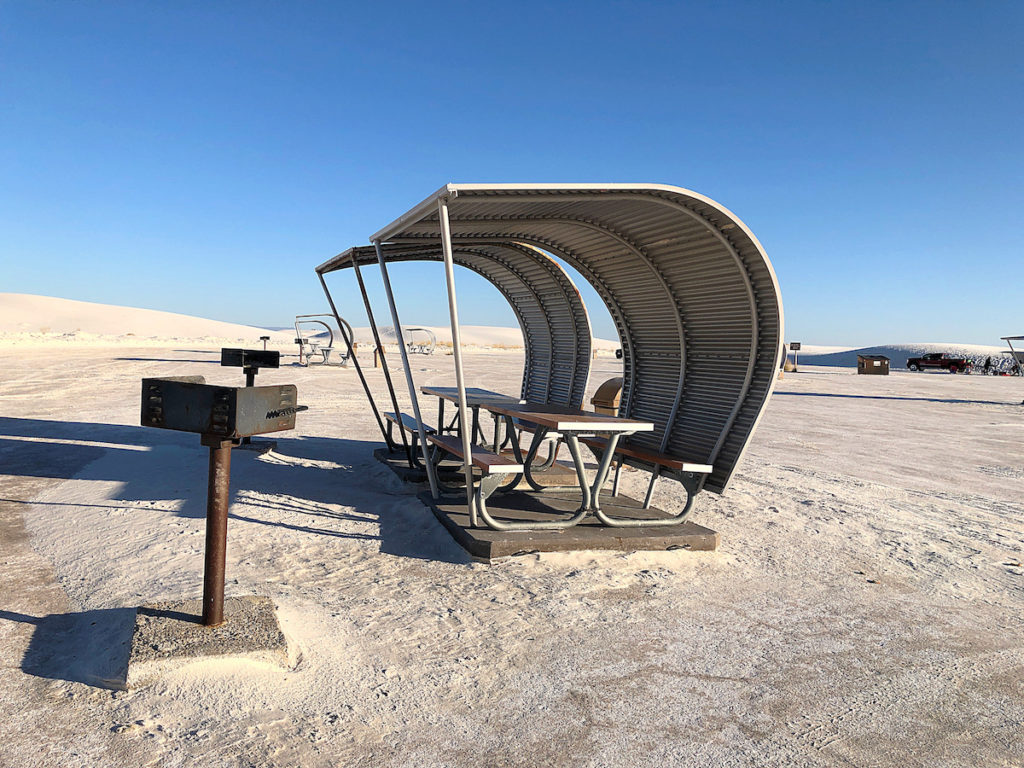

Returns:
200,434,233,626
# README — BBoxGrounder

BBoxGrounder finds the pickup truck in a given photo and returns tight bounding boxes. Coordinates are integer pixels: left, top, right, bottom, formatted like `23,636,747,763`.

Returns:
906,353,972,373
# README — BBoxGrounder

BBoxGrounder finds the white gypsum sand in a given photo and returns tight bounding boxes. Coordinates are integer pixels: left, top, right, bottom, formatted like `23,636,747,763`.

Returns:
0,294,619,353
0,303,1022,767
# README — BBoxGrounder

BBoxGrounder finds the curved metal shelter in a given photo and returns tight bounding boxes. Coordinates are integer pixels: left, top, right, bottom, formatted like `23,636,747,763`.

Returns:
317,243,593,408
368,184,784,497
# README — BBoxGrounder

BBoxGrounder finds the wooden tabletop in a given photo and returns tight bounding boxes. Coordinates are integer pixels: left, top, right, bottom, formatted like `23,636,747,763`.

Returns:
481,401,654,433
421,386,522,406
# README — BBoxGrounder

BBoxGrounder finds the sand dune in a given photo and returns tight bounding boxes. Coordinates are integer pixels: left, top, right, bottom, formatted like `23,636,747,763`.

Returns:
360,324,619,350
2,295,1007,365
796,342,1010,369
0,294,619,351
0,293,288,344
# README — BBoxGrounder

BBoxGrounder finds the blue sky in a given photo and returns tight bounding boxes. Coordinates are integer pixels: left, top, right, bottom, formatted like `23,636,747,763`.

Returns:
1,1,1020,345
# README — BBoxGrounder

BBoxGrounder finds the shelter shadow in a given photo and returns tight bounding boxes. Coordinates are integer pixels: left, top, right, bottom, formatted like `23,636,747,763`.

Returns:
0,417,467,564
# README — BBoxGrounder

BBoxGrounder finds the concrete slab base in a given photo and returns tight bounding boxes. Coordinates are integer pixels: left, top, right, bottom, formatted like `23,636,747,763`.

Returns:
127,595,292,688
419,489,720,561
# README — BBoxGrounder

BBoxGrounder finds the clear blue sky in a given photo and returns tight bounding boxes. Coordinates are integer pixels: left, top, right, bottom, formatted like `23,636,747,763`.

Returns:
1,1,1020,345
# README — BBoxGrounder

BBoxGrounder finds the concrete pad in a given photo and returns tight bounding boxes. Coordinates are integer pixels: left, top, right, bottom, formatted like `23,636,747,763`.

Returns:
419,490,719,561
127,595,292,688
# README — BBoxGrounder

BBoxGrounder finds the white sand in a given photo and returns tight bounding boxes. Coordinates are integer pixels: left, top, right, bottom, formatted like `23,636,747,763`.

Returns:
1,300,1022,767
0,294,618,353
0,293,295,346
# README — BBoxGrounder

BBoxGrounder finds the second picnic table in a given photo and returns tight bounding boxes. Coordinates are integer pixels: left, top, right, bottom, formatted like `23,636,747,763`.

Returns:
420,385,521,445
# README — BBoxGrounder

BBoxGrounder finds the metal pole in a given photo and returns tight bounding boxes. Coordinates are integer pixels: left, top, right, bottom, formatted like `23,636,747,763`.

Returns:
347,259,411,459
200,435,232,627
317,271,393,450
240,367,257,446
373,240,440,499
437,198,478,525
1006,338,1024,404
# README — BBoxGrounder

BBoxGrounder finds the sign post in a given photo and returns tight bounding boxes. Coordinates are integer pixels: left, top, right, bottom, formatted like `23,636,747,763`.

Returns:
789,342,801,372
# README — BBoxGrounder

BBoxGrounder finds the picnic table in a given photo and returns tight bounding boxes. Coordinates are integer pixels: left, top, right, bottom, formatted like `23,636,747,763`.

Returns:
420,386,521,445
484,401,653,519
423,386,655,530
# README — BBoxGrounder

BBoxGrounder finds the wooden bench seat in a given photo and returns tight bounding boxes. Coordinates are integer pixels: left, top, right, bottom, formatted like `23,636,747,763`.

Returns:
427,435,523,474
580,436,712,475
384,411,435,435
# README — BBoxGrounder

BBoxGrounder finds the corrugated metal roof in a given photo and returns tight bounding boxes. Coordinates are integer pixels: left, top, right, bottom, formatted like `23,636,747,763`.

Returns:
361,184,784,494
320,243,593,409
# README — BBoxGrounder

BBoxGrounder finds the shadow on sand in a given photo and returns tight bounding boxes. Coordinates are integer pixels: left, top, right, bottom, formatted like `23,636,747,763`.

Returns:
0,416,469,564
1,415,472,687
113,357,222,364
773,392,1015,407
0,607,136,690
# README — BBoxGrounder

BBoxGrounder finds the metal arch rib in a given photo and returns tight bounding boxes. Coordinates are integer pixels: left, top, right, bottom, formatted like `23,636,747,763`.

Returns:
499,241,593,405
618,193,761,474
368,238,595,409
453,245,555,402
411,215,686,445
404,232,637,417
336,242,591,409
353,243,555,401
448,192,772,491
450,188,776,486
455,239,592,405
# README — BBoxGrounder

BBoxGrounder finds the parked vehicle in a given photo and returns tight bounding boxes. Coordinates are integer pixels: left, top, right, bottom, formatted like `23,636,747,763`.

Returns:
906,353,972,373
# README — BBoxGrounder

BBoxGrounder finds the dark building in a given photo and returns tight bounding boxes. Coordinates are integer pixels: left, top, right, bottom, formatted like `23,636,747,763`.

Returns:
857,355,890,375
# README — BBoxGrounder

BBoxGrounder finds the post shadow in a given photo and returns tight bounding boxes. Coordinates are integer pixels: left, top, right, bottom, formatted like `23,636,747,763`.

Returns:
0,607,136,690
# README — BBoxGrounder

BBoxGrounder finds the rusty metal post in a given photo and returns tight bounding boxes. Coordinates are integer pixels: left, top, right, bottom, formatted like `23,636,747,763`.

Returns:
200,435,233,626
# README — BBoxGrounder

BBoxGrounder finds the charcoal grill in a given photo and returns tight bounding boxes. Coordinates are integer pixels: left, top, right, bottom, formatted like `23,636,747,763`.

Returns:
141,375,305,626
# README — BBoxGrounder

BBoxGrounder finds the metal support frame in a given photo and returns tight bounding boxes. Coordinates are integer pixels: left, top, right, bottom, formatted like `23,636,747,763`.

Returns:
437,199,478,525
373,240,440,499
1002,336,1024,404
317,272,392,449
585,446,701,527
347,256,411,459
